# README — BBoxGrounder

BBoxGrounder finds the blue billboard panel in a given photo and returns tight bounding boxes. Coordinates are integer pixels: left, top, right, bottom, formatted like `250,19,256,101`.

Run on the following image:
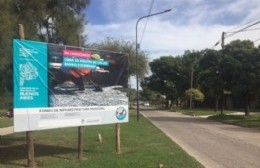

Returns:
13,40,48,108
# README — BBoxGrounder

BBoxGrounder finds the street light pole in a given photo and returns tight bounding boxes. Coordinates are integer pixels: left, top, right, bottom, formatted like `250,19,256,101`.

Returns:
136,9,171,121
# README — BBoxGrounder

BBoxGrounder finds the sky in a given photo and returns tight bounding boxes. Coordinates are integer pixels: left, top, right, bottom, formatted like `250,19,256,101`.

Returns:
83,0,260,87
84,0,260,60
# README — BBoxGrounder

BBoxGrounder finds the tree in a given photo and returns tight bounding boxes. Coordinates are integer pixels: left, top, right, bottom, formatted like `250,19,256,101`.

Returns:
148,56,182,107
0,0,90,105
86,38,149,79
198,49,224,112
128,88,137,103
223,40,260,115
185,88,204,107
13,0,90,44
139,84,158,104
181,50,202,108
0,0,19,105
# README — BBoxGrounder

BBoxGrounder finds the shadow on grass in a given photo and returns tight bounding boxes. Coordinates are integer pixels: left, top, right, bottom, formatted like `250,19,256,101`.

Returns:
0,143,77,167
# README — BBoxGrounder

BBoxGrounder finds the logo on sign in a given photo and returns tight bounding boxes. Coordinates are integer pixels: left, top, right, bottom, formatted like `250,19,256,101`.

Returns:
116,107,127,120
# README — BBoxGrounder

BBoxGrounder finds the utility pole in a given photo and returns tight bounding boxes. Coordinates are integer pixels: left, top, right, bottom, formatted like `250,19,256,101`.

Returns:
221,32,225,49
220,32,225,114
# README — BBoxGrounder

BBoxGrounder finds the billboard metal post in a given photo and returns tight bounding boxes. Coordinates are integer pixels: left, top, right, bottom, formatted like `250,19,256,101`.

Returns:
19,23,35,168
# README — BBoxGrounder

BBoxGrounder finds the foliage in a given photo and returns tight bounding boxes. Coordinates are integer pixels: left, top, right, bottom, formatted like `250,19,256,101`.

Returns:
197,49,224,111
128,87,137,102
223,40,260,115
146,51,202,107
198,49,223,94
0,0,90,104
139,85,158,103
148,56,182,103
14,0,89,44
185,88,204,102
86,38,149,79
146,40,259,114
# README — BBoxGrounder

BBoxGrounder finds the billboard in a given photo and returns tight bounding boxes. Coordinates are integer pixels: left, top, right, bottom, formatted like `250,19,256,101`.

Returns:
13,39,128,132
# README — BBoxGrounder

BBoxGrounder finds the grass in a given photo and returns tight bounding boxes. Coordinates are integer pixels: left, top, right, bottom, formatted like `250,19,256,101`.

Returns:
0,109,13,128
0,110,203,168
208,114,260,128
176,107,260,128
175,108,221,116
0,118,13,128
0,109,6,117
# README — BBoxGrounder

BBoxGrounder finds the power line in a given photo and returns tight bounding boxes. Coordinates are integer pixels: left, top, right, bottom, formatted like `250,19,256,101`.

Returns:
139,0,154,44
227,18,260,32
225,20,260,39
213,20,260,48
254,38,260,42
232,27,260,32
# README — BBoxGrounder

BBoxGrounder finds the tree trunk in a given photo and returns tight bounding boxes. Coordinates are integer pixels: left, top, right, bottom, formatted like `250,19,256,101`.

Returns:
169,99,173,108
214,95,219,112
245,93,250,116
220,92,224,115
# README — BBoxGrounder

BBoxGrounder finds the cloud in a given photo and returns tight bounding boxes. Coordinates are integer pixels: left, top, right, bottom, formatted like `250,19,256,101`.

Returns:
84,0,260,60
85,0,260,89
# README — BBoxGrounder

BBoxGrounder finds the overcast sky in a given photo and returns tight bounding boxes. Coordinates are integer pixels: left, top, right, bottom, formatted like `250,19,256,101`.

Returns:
84,0,260,60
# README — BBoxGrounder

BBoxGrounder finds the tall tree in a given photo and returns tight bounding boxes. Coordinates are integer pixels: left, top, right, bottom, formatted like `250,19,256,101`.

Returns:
13,0,90,44
181,50,202,107
198,49,224,112
148,56,182,106
0,0,17,103
223,40,260,115
0,0,90,105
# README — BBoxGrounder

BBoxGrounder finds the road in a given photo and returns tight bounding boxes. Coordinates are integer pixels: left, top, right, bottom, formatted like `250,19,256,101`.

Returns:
141,109,260,168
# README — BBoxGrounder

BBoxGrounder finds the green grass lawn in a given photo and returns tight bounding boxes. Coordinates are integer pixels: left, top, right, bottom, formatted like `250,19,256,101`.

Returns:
176,108,221,116
0,109,6,117
177,108,260,128
0,109,13,128
208,114,260,128
0,118,13,128
0,110,203,168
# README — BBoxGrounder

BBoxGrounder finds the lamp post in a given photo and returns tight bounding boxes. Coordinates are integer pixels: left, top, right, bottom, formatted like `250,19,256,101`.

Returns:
136,9,171,121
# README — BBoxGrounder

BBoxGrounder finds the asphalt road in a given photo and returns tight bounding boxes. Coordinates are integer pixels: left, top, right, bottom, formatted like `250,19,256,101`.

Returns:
141,109,260,168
